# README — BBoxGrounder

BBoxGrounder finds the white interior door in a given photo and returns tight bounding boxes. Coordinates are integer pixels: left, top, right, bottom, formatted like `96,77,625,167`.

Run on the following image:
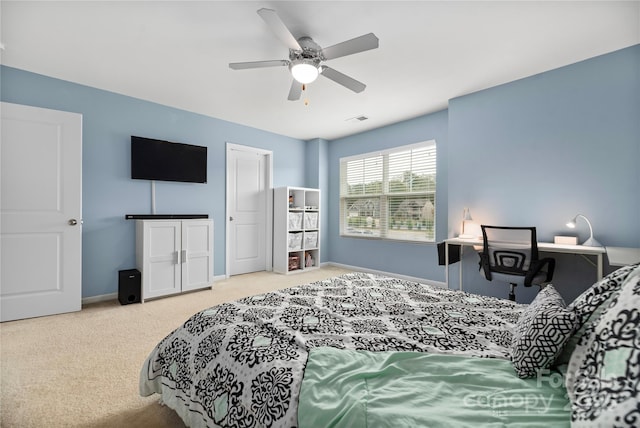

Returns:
226,144,272,276
1,102,82,322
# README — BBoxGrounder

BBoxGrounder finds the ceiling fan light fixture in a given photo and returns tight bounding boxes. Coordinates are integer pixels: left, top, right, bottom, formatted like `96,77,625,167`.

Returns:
290,60,320,84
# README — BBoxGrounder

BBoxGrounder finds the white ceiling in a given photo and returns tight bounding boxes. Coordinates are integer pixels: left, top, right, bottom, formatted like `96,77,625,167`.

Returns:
2,1,639,141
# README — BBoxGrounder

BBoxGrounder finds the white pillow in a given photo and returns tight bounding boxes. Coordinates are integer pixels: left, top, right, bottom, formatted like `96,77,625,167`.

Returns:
567,265,640,426
555,263,639,366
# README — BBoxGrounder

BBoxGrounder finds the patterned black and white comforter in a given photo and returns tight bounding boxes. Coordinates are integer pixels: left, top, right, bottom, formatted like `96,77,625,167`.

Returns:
140,272,523,427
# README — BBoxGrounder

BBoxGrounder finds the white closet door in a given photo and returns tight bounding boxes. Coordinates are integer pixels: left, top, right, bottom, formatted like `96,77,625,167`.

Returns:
227,146,268,275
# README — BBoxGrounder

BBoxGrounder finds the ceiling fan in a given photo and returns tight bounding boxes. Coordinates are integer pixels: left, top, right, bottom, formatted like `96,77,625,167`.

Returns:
229,8,379,101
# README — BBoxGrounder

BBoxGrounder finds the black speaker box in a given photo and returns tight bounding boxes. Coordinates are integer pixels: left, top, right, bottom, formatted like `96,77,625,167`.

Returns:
118,269,141,305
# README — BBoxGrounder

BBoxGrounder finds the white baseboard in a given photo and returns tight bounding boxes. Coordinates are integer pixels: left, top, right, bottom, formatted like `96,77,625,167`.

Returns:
82,292,118,305
83,274,228,305
83,267,445,305
324,262,446,289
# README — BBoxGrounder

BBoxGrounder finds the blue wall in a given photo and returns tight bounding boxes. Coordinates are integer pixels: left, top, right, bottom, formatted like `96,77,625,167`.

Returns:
3,44,638,303
305,138,330,263
327,45,639,303
1,66,306,298
326,110,450,281
448,45,640,303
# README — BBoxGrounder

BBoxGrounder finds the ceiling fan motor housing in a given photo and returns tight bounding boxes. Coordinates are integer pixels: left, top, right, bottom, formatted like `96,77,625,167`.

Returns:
289,36,323,64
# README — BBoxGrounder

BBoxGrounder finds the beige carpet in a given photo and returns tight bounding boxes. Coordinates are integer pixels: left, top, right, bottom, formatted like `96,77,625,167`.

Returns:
0,266,351,428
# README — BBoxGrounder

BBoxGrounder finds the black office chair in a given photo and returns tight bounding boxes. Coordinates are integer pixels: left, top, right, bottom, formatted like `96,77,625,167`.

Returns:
478,225,555,301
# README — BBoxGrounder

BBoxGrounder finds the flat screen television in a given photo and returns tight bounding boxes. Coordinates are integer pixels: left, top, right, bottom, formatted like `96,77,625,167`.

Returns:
131,136,207,183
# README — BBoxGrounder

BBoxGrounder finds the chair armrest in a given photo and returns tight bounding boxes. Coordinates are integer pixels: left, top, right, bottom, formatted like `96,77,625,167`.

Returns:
524,257,556,286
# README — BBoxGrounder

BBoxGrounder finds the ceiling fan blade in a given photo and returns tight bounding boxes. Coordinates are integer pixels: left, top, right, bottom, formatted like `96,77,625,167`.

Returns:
257,8,301,51
229,59,289,70
322,33,379,60
320,66,366,93
287,80,302,101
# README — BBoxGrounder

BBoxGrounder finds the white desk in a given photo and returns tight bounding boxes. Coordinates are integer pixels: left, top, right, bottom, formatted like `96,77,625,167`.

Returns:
605,247,640,266
444,237,606,290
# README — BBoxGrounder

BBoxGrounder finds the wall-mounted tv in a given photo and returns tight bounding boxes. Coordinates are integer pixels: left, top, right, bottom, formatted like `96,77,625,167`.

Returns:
131,136,207,184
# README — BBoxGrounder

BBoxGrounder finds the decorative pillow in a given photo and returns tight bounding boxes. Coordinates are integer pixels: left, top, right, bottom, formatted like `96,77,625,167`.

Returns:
511,285,577,378
567,264,640,427
555,263,640,365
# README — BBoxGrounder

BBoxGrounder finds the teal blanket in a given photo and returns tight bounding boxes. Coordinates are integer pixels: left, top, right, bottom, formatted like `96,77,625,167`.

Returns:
299,348,569,427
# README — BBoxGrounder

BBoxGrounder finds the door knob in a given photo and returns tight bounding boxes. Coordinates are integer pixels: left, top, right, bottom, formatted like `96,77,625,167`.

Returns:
229,216,234,221
68,219,78,226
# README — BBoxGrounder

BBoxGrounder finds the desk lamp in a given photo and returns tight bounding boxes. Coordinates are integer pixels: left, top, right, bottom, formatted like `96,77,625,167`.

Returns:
459,208,481,239
566,214,601,247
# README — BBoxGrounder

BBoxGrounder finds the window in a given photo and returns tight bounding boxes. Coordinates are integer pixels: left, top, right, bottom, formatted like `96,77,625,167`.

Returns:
340,141,436,242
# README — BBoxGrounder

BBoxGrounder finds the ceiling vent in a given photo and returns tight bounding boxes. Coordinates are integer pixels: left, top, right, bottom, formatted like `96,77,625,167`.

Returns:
346,115,369,123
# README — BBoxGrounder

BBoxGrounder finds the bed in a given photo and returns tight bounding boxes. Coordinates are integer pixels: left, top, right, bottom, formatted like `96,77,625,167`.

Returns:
140,264,640,427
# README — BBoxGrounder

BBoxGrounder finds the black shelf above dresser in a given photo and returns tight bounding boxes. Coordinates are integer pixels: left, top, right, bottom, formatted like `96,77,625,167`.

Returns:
125,214,209,220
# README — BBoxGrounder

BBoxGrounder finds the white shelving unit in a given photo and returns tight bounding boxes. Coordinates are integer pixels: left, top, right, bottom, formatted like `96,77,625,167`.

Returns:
136,219,213,301
273,187,320,274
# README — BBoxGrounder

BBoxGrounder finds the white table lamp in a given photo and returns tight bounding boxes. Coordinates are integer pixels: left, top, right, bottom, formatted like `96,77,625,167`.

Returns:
459,208,481,239
566,214,601,247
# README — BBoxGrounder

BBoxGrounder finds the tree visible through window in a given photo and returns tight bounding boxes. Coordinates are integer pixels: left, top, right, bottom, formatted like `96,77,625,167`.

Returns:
340,141,436,242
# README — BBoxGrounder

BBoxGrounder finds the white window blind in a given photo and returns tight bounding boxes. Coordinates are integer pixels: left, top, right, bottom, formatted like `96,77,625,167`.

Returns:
340,141,436,242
